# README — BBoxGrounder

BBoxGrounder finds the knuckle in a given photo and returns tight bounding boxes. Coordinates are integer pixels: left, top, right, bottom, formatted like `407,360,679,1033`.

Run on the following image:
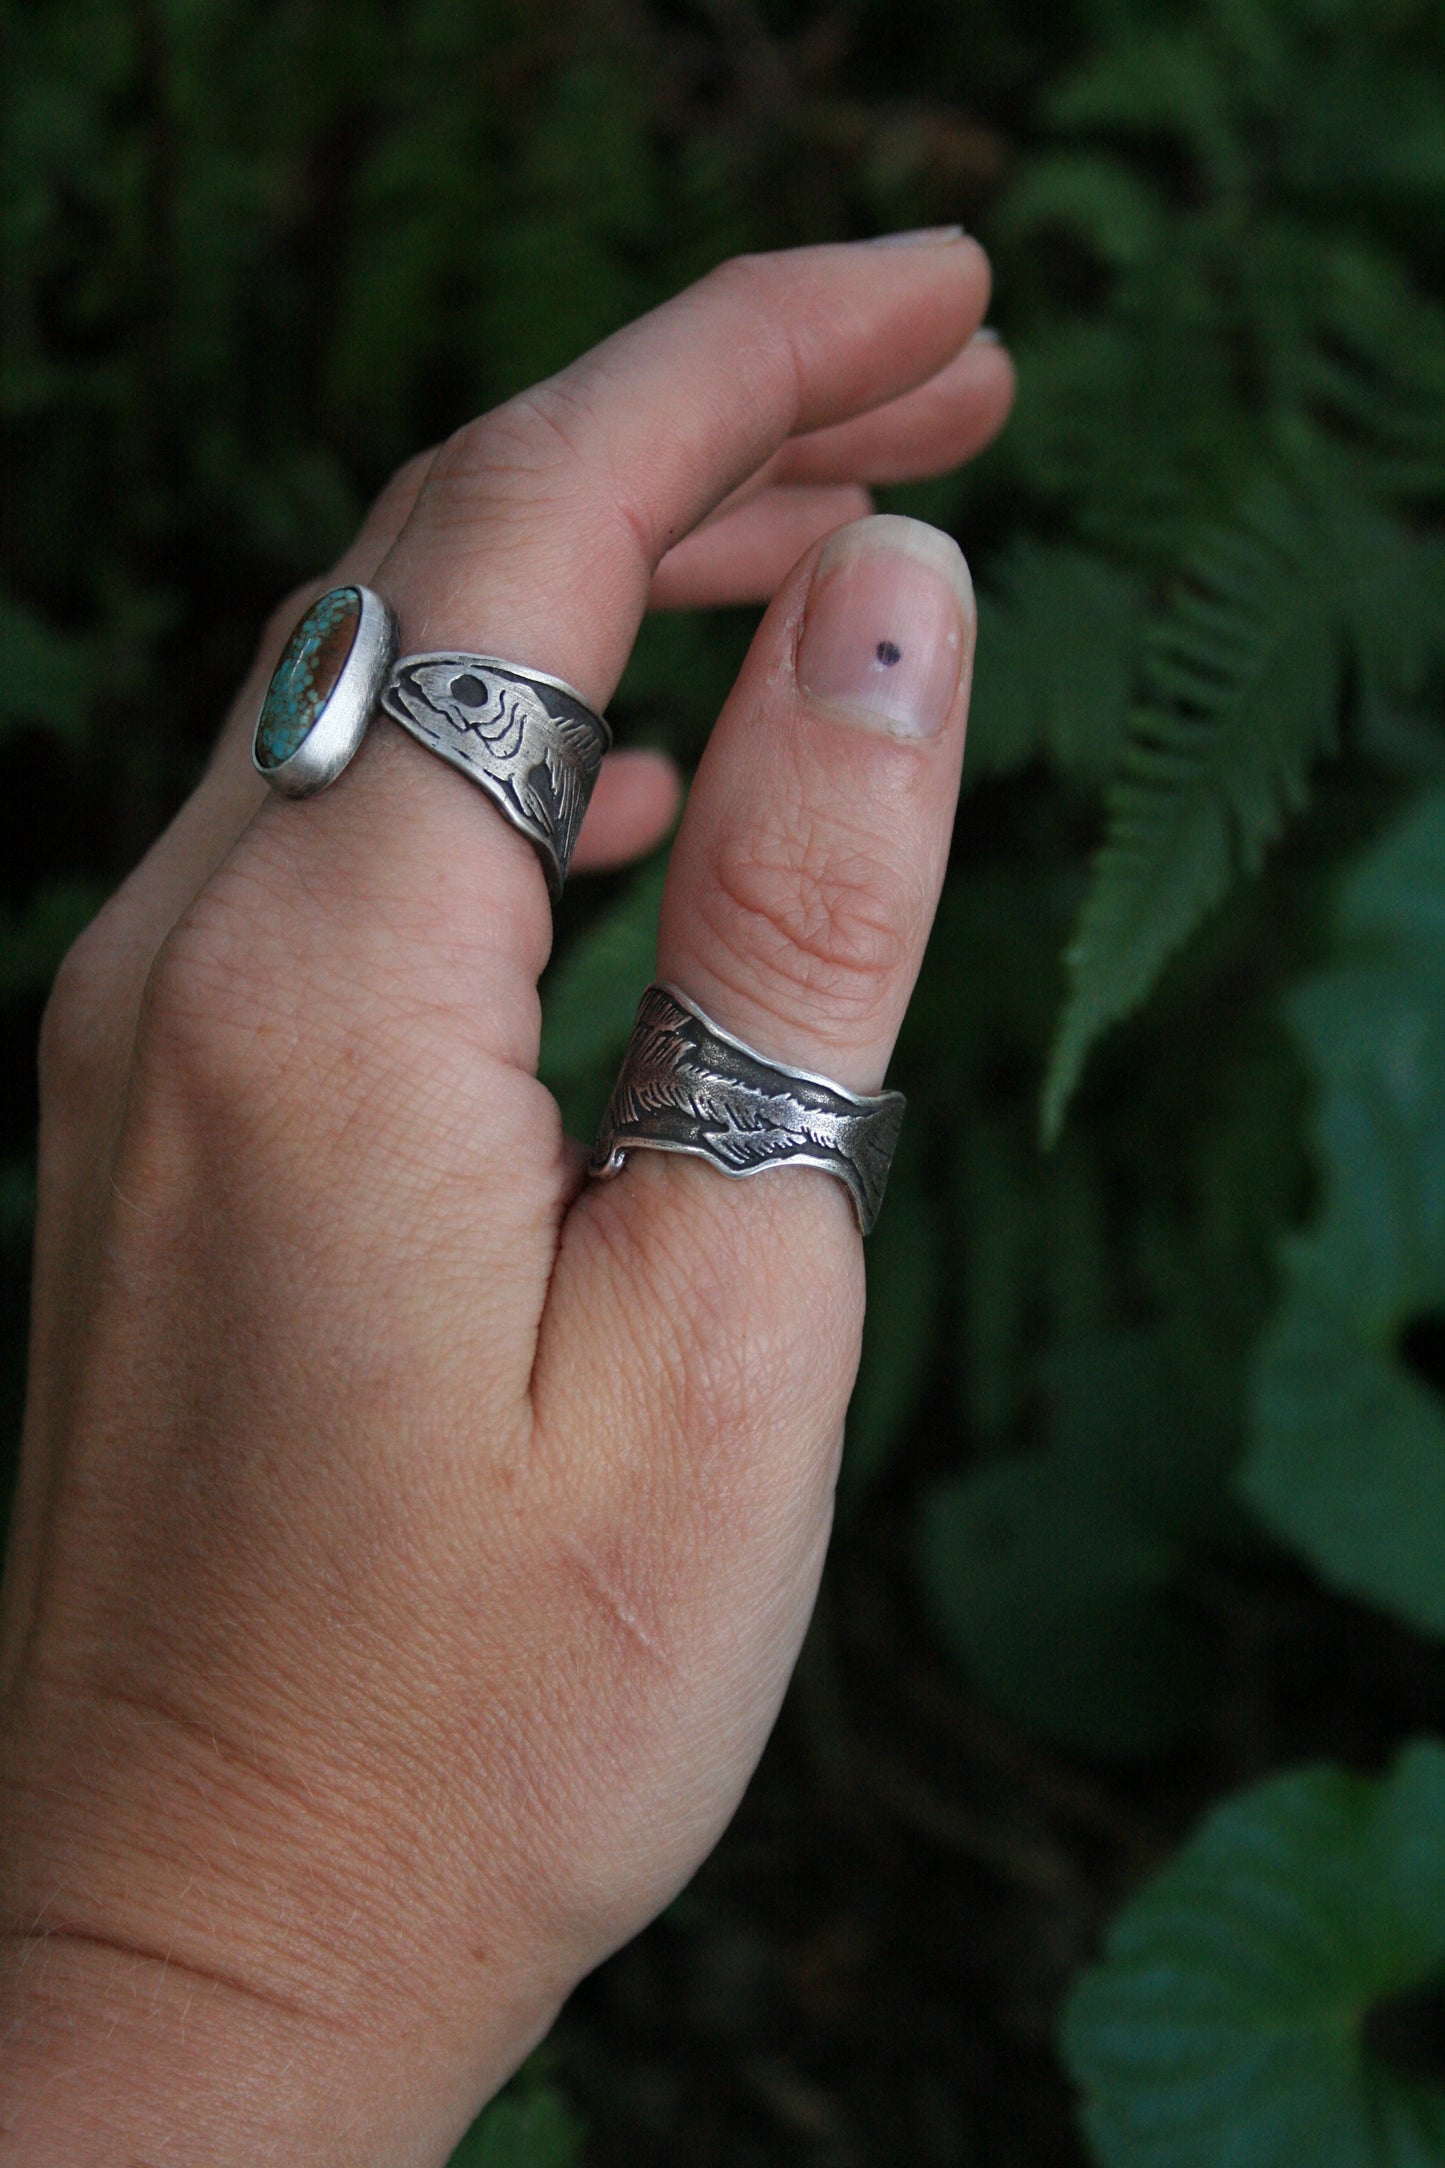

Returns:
431,380,650,569
576,1172,863,1503
443,382,591,499
133,934,232,1103
701,808,910,1027
370,446,433,524
695,254,802,409
680,1210,863,1475
130,873,289,1116
700,250,772,307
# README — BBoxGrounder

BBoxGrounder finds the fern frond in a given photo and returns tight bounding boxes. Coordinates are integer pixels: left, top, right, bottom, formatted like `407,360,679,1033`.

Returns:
989,152,1167,274
969,542,1145,784
1303,251,1445,498
1041,479,1347,1143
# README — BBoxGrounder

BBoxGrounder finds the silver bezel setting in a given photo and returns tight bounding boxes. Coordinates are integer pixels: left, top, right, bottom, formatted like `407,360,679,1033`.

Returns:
253,585,399,799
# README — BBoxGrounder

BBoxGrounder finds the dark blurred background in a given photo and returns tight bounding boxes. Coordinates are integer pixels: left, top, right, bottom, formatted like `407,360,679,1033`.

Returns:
9,2,1445,2163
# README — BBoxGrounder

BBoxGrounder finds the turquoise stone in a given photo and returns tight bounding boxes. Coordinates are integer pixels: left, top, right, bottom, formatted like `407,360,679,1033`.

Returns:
254,586,362,770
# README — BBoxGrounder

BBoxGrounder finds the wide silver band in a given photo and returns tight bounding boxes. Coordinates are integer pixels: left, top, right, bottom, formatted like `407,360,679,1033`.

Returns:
381,653,611,901
590,984,906,1235
253,587,610,898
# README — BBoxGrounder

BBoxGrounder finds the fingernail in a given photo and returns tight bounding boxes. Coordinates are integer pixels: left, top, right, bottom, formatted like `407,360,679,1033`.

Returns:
868,224,965,247
797,514,973,740
970,325,1003,345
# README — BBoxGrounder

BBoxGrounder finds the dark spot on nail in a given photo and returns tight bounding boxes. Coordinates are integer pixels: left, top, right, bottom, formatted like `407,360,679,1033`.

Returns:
876,640,903,667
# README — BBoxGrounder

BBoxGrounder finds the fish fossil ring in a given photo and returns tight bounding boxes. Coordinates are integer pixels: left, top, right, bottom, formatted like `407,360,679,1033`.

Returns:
589,983,906,1235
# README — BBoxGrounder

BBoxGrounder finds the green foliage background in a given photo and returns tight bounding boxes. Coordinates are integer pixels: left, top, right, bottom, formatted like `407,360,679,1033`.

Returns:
7,0,1445,2160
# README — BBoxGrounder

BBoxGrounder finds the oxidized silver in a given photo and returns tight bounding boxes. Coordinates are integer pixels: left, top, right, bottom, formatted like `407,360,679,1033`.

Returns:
381,653,611,900
590,983,906,1235
254,582,610,898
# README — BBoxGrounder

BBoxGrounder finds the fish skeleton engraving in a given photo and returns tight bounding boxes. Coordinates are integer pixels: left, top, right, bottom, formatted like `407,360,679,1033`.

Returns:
593,987,906,1230
381,657,608,887
616,1009,862,1169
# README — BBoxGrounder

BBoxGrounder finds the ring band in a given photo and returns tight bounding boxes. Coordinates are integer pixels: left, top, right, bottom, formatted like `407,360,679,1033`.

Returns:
589,984,906,1235
381,652,609,901
252,585,611,898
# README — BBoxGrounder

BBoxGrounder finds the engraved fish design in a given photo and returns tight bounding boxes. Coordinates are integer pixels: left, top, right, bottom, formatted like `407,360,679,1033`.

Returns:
592,986,905,1231
381,657,608,889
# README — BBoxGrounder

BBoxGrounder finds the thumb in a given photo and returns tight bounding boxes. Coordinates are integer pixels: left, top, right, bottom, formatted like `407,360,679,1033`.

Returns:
529,515,974,1919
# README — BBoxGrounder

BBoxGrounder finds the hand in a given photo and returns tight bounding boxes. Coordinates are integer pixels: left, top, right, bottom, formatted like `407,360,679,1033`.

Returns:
0,236,1011,2166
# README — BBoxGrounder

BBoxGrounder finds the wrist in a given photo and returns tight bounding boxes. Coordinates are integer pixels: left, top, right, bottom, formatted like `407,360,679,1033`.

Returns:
0,1670,559,2166
1,1930,367,2167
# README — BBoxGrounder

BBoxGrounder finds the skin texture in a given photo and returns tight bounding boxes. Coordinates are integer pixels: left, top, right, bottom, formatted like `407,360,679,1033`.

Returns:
0,240,1013,2166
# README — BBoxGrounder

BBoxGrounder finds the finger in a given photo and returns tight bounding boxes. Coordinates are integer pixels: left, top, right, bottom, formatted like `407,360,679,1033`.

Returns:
657,512,973,1087
384,236,988,695
647,333,1011,608
569,750,681,873
59,314,1004,1009
234,236,991,1063
650,484,873,609
527,514,974,1900
52,315,1008,1063
771,329,1014,487
63,272,1000,1060
108,311,1007,979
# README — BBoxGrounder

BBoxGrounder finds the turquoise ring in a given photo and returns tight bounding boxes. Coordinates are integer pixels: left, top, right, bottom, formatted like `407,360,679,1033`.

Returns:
252,585,612,898
252,585,397,798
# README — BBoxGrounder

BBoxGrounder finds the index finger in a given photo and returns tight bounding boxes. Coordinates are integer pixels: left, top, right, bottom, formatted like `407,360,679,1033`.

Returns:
232,235,991,1081
377,233,991,707
145,239,990,1447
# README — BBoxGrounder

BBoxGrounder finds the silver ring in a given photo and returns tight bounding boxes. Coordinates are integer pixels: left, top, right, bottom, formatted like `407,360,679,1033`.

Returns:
380,651,609,901
252,585,611,898
589,984,906,1235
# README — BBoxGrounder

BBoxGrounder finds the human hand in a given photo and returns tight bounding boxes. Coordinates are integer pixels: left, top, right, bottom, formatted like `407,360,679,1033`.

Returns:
0,235,1011,2165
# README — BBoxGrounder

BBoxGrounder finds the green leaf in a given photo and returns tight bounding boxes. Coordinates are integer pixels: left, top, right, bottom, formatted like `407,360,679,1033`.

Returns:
1241,783,1445,1634
1248,1274,1445,1637
1339,778,1445,961
539,856,666,1088
990,151,1166,274
838,1142,940,1514
968,542,1145,784
1063,1739,1445,2168
1042,479,1359,1142
0,1159,36,1249
0,879,104,999
0,591,94,744
917,1450,1195,1759
445,2085,584,2168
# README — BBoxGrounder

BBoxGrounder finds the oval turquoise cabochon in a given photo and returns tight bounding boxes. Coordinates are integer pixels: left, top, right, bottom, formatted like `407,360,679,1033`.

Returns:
254,586,362,770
